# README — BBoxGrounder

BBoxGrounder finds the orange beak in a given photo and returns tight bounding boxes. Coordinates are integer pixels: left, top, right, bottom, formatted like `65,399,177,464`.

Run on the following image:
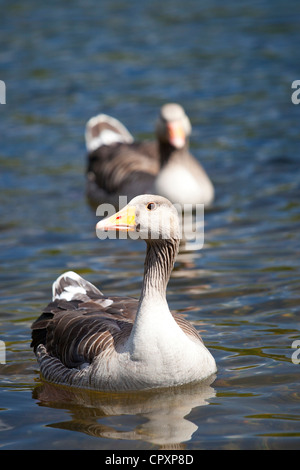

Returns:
167,121,186,148
96,205,136,232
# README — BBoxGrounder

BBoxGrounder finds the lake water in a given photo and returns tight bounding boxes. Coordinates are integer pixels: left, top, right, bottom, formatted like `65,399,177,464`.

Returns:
0,0,300,450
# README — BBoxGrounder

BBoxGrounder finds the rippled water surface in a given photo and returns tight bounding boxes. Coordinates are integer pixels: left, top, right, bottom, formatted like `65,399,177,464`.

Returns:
0,0,300,450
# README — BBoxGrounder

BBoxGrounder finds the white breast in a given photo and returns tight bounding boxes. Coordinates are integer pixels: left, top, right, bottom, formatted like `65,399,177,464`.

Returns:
154,164,214,206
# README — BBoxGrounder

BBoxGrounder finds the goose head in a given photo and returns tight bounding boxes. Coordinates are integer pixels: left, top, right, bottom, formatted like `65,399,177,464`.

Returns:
155,103,192,149
96,194,181,242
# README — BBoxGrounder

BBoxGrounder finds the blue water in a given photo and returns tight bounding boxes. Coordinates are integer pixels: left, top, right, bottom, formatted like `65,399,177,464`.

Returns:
0,0,300,450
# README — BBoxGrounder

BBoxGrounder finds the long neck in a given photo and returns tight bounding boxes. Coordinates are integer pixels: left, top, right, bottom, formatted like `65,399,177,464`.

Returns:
126,237,181,360
158,141,189,167
139,238,180,302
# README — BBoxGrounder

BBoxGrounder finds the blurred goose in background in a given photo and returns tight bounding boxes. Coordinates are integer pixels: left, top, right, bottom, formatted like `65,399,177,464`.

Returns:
31,195,217,391
85,104,214,208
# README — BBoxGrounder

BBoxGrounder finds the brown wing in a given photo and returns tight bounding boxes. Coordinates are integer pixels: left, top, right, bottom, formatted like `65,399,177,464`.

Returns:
87,141,160,195
172,313,204,344
31,296,138,368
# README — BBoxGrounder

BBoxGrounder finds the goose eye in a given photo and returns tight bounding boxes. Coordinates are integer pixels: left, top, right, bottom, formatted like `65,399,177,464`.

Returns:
146,202,156,211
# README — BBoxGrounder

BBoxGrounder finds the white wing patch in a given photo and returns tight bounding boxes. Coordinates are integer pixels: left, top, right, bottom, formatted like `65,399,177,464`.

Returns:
85,114,134,152
87,130,128,152
52,271,103,301
98,298,114,308
54,285,87,301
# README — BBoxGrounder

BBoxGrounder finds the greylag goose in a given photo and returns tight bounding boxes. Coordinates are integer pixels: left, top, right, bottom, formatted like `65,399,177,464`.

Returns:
31,195,216,391
85,104,214,207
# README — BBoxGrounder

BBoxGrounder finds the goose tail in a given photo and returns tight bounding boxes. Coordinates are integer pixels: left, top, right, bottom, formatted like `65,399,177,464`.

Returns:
52,271,103,302
85,114,134,152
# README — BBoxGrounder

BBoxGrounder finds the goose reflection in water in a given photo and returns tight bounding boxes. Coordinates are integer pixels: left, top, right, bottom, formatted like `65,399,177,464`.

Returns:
33,376,216,449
